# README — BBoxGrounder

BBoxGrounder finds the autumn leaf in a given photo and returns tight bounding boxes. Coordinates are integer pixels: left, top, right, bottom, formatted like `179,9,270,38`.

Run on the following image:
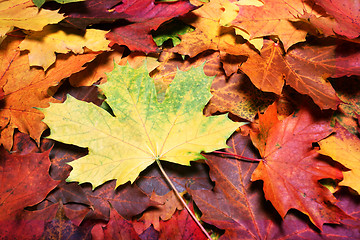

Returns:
103,207,141,240
188,132,276,239
19,25,110,70
330,76,360,135
0,0,64,43
250,102,279,156
240,40,286,95
190,132,359,239
231,0,319,50
171,0,252,57
41,62,241,189
81,181,156,221
151,50,217,101
68,46,125,87
250,103,348,229
136,161,213,196
68,47,158,87
0,36,97,150
149,49,275,121
241,39,354,109
42,140,92,212
332,76,360,119
41,203,93,240
312,0,360,39
61,0,195,52
205,72,276,121
134,191,183,233
0,203,59,240
318,124,360,194
3,0,360,238
158,202,207,240
59,0,126,29
106,0,196,53
0,147,59,222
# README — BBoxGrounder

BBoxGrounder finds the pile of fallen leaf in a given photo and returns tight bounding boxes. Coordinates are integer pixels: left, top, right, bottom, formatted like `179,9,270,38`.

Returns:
1,0,360,239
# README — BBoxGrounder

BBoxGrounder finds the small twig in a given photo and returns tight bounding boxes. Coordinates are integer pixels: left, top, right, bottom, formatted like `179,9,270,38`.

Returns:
155,159,213,240
212,150,262,162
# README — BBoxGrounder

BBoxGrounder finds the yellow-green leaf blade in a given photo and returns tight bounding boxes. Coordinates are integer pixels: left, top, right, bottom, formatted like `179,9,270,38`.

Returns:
42,62,243,189
41,95,154,188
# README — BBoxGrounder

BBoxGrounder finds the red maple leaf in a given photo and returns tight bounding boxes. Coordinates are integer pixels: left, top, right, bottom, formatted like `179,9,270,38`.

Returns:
250,103,349,229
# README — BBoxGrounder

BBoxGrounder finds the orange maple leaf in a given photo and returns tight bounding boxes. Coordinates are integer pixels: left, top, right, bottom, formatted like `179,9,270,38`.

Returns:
241,40,346,109
0,37,97,150
232,0,319,50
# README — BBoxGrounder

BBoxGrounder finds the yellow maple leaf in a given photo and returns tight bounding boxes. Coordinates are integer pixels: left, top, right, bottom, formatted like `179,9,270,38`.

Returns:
41,62,242,189
318,125,360,194
0,0,64,43
19,25,110,70
172,0,252,57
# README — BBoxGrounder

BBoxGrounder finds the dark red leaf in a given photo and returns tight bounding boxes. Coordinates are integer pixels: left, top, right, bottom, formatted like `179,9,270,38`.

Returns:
60,0,128,29
135,161,213,196
0,203,58,240
106,0,196,52
189,132,278,239
42,203,93,240
159,202,207,240
82,181,157,221
103,207,141,240
189,132,359,239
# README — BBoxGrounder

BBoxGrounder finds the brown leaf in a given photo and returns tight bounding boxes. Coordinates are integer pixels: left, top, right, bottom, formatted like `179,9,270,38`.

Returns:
134,191,183,234
205,72,276,121
240,40,286,95
331,76,360,126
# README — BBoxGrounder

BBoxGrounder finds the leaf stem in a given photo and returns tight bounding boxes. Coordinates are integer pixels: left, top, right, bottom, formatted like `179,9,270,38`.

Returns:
212,150,262,162
155,159,213,240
